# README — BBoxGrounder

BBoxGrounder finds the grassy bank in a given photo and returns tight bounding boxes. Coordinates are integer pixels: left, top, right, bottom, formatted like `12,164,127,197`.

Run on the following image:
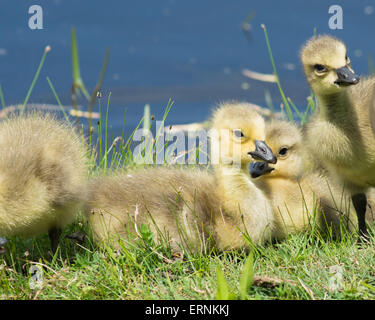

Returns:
2,225,375,299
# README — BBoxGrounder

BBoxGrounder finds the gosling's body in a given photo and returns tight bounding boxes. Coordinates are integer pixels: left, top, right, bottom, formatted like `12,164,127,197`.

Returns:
251,121,356,240
305,77,375,189
86,167,217,253
301,35,374,238
86,102,276,252
0,113,88,250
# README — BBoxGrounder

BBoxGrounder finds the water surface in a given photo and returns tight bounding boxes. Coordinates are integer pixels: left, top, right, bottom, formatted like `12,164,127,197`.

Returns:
1,1,374,135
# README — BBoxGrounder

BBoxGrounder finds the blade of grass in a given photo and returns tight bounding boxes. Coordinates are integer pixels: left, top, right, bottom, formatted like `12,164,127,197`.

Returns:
120,108,127,150
216,266,229,300
215,265,236,300
261,24,293,121
71,27,90,101
301,96,315,124
99,136,123,168
21,45,51,115
0,84,5,109
287,97,302,120
98,92,103,163
239,251,254,300
104,92,111,169
71,27,90,126
46,76,70,122
88,47,110,133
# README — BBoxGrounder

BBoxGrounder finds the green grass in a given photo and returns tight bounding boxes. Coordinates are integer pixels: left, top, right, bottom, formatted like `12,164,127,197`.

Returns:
1,25,375,301
2,224,375,299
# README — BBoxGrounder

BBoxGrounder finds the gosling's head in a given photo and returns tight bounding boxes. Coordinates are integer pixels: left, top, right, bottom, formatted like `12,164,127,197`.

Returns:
300,35,359,95
250,121,304,180
211,102,277,166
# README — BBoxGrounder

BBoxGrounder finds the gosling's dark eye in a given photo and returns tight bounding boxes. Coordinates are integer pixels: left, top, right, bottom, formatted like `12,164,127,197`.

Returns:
233,129,244,138
278,147,288,156
314,64,327,73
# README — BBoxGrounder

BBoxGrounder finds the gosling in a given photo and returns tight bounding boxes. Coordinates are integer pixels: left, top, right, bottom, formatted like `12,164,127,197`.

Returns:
250,120,357,240
86,102,277,252
0,112,88,253
300,34,375,240
209,102,276,250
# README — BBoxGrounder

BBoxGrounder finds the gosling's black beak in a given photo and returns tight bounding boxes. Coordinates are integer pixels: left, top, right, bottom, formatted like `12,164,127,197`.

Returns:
334,66,360,86
0,237,7,255
248,140,277,164
249,162,274,178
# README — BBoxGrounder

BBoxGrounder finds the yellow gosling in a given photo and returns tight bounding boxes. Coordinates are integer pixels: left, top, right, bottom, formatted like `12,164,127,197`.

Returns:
301,34,375,240
209,102,276,250
250,120,357,240
86,102,277,253
0,112,88,252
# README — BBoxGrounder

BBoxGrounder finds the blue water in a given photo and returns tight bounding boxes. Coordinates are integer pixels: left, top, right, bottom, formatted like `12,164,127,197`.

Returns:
1,0,374,136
